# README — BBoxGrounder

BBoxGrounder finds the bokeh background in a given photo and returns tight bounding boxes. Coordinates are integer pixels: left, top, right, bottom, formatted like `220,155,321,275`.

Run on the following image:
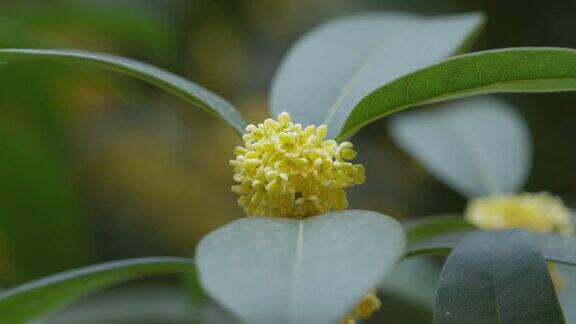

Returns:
1,0,575,322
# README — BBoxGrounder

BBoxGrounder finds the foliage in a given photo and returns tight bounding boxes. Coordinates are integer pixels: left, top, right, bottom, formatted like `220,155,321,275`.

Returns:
1,7,576,324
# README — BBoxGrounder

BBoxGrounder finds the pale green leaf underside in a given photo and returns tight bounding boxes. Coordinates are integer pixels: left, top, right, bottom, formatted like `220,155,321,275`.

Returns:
0,48,246,135
196,210,405,324
379,257,441,310
271,12,485,139
557,265,576,323
339,47,576,141
389,96,531,198
0,257,195,323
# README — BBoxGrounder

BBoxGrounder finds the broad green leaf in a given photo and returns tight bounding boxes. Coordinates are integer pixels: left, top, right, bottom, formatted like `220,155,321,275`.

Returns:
0,257,195,323
339,47,576,141
403,215,474,245
0,49,246,135
271,12,485,138
389,97,531,197
380,257,441,311
434,230,564,323
196,210,405,324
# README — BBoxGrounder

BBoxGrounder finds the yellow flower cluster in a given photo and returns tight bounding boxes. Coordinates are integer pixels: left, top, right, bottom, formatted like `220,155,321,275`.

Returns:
465,192,573,235
341,290,381,324
465,192,574,290
230,111,365,218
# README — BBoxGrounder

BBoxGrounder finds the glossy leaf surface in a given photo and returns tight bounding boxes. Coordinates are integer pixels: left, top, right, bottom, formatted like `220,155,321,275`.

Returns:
340,48,576,140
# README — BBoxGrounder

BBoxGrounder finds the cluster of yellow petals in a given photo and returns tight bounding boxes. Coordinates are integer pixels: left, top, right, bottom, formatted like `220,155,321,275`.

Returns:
341,290,381,324
465,192,574,289
230,111,365,218
465,192,574,235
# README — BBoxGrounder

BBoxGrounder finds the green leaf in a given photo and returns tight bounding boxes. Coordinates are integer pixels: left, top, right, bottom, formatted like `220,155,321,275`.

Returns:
271,12,485,138
389,96,531,198
339,47,576,141
405,230,471,257
41,285,240,324
531,234,576,266
0,257,195,323
196,210,405,324
0,48,246,135
404,215,474,245
406,230,576,267
434,230,564,323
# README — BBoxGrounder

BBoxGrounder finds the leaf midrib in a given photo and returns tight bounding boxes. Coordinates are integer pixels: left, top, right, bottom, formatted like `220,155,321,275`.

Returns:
288,220,305,324
322,42,393,128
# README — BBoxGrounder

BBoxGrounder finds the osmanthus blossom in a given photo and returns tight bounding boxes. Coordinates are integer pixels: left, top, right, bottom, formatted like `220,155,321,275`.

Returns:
465,192,574,288
465,192,573,235
229,112,377,323
230,111,365,218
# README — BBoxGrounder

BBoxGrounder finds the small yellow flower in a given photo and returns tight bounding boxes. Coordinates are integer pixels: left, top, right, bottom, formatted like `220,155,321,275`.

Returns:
465,192,574,290
341,290,381,324
465,192,573,235
230,111,365,218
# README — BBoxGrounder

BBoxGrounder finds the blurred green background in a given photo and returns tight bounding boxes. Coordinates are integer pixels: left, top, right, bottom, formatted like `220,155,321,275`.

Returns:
0,0,575,321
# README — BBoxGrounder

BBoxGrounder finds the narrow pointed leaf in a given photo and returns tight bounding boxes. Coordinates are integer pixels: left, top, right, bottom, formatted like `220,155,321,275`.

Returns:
403,215,474,245
389,97,531,197
339,47,576,140
406,230,576,267
405,230,471,257
271,12,485,138
42,285,240,324
0,49,246,135
196,210,405,324
0,257,195,323
434,230,564,323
